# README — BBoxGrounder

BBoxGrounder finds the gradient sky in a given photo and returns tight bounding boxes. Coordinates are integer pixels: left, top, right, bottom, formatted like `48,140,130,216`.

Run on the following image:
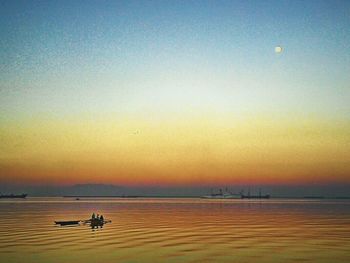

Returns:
1,0,350,191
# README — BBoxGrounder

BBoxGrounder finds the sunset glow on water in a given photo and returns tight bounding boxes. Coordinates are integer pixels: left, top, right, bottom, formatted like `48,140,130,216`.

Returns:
0,198,350,263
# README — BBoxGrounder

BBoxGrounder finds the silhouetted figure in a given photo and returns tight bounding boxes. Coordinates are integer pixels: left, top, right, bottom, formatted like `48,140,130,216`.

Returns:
91,213,95,220
96,214,100,220
100,215,104,222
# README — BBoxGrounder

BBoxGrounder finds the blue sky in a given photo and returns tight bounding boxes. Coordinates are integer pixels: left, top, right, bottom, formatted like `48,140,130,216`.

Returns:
1,0,349,119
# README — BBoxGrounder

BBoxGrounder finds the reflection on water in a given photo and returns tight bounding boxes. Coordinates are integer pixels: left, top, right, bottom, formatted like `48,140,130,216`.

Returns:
0,198,349,262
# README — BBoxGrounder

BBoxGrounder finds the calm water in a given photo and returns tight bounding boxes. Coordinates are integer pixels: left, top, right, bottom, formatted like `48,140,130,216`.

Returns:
0,198,349,263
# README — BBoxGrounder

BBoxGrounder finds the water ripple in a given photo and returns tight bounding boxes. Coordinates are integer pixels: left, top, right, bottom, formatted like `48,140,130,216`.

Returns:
0,198,350,262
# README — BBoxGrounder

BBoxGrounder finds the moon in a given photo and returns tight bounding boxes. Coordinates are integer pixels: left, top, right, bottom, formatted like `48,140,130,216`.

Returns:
275,46,283,53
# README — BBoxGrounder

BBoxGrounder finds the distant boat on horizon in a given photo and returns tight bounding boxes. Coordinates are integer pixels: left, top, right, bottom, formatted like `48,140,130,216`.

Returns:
240,189,270,199
201,188,270,199
201,188,241,199
241,193,270,199
0,193,27,199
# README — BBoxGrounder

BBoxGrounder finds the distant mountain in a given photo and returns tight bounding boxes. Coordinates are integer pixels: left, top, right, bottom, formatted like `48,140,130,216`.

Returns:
0,184,124,197
64,184,124,196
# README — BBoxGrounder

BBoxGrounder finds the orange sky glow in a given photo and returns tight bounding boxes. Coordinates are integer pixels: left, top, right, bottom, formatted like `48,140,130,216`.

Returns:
1,114,349,187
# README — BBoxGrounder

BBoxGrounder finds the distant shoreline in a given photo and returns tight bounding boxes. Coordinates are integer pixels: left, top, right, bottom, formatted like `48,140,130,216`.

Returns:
61,195,350,199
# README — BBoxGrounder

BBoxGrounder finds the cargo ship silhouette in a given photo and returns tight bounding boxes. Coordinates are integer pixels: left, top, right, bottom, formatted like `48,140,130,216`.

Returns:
201,188,270,199
0,193,27,199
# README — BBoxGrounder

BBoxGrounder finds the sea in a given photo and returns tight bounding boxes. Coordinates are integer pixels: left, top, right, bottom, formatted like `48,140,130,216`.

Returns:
0,198,349,263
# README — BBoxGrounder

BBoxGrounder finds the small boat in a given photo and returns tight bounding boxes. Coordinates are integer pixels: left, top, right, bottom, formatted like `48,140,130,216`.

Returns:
55,218,111,227
55,220,82,226
0,193,27,199
84,218,112,226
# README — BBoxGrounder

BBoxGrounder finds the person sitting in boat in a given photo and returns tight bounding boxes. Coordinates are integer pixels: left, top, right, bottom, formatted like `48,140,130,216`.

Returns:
91,213,96,220
100,215,104,222
96,214,100,220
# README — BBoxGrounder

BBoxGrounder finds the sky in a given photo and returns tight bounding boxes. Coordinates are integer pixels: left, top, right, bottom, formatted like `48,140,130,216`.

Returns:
0,0,350,195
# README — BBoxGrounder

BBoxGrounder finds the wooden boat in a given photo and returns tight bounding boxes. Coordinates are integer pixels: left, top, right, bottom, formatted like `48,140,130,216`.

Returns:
55,220,81,226
84,219,112,226
55,218,111,226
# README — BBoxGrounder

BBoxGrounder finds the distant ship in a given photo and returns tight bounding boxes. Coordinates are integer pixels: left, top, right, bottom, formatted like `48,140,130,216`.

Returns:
201,188,241,199
241,190,270,199
201,189,270,199
0,194,27,199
